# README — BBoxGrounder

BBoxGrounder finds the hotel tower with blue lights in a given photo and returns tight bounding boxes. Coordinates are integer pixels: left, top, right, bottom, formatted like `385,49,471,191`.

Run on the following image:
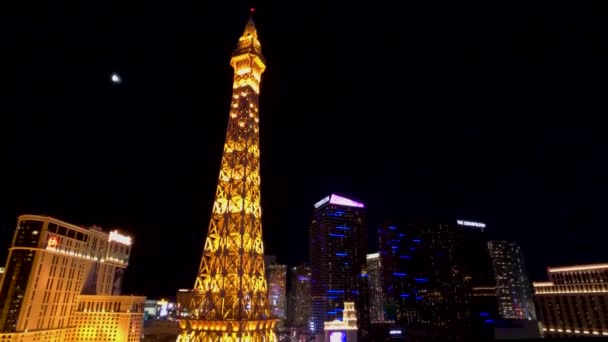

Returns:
309,194,368,336
378,220,497,341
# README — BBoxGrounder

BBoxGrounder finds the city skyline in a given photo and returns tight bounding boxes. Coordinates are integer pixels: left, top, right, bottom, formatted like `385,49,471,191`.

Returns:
5,0,608,302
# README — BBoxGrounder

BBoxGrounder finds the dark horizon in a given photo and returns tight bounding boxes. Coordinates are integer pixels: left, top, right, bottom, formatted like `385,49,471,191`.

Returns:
4,0,608,299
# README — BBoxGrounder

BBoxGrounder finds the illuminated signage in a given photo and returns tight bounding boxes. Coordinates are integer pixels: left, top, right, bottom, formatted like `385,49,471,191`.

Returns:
314,196,330,208
315,194,365,209
457,220,486,228
157,299,169,318
47,236,59,248
366,252,380,260
108,230,132,246
389,330,403,335
329,194,365,208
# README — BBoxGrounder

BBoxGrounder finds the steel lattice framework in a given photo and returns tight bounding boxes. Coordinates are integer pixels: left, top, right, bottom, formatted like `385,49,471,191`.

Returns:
177,15,276,342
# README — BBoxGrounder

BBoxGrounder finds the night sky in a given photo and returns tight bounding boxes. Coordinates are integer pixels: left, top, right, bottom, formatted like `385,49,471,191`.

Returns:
3,1,608,299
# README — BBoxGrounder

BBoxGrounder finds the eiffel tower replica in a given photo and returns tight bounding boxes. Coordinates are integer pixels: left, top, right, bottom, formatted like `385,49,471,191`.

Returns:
177,11,276,342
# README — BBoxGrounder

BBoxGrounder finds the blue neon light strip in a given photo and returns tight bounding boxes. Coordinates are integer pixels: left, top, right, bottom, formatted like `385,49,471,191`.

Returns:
398,233,405,237
415,277,429,282
335,253,347,257
413,239,421,243
479,312,489,317
400,293,410,297
399,255,411,259
388,226,397,230
328,290,345,293
393,272,407,277
336,225,350,230
328,233,345,237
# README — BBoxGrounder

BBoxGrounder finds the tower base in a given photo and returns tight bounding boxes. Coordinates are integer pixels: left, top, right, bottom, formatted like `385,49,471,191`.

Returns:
177,319,277,342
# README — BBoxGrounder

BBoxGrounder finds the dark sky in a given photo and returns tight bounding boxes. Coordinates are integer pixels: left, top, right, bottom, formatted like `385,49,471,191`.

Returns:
3,1,608,298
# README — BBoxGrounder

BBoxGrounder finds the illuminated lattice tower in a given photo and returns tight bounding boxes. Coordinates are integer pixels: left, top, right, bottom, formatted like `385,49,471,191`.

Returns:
177,13,276,342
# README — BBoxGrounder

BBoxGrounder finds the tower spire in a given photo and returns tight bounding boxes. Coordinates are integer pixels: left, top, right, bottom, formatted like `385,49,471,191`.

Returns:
243,9,258,39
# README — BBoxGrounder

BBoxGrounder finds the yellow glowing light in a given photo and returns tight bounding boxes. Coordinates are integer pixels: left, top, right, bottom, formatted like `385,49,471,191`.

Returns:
535,288,608,294
178,15,276,342
108,230,132,245
237,67,252,75
543,326,608,337
548,264,608,272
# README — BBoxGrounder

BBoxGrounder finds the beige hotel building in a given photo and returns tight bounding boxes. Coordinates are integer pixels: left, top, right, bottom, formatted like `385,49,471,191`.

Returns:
0,215,144,341
534,263,608,338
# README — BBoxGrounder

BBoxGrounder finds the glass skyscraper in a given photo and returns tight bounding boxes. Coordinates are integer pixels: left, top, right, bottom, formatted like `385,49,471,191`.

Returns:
288,263,311,327
378,220,497,340
309,194,367,336
488,240,536,320
367,253,385,322
266,262,287,328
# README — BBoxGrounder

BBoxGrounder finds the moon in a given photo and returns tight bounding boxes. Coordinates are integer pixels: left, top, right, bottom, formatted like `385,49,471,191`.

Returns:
110,72,122,84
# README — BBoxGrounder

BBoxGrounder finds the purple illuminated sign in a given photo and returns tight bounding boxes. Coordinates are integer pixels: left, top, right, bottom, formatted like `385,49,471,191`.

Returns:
329,194,364,208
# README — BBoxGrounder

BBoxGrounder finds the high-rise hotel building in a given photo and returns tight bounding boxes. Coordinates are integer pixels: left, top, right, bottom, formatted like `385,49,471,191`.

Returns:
366,253,385,322
288,264,311,328
534,263,608,337
309,194,367,336
488,240,536,320
378,220,497,340
0,214,144,341
265,257,287,329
